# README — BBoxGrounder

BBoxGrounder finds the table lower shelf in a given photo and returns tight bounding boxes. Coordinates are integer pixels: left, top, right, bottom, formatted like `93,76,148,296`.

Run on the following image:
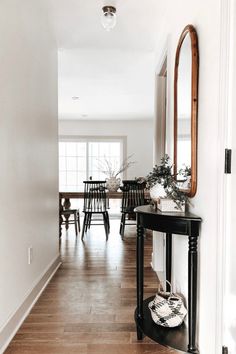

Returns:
135,296,194,354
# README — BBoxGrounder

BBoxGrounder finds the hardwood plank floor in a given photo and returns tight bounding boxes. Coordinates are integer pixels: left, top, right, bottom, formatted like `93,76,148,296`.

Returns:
6,220,177,353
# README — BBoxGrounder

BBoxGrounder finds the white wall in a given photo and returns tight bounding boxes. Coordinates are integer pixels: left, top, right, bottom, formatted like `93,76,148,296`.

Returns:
59,119,154,178
0,0,59,350
154,1,222,352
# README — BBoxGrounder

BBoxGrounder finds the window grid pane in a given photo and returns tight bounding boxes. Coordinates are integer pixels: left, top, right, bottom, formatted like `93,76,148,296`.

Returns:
59,140,122,191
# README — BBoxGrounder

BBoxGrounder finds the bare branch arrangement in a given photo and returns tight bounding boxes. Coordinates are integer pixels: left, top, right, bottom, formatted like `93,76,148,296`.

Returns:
97,155,136,178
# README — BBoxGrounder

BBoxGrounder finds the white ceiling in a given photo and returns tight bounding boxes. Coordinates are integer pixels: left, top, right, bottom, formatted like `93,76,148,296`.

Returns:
49,0,160,120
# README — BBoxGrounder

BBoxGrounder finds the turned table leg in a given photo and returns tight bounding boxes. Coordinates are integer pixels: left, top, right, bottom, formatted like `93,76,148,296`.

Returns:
64,198,71,230
136,222,144,340
166,233,172,292
188,235,199,353
59,195,63,238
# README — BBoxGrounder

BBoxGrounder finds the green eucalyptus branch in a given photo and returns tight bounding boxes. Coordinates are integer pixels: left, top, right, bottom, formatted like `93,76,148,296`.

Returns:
179,165,191,178
139,154,189,209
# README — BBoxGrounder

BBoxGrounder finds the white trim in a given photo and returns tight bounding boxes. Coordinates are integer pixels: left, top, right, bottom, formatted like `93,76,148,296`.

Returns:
0,255,61,353
59,119,152,122
215,0,233,352
59,135,127,143
155,38,169,76
152,45,169,275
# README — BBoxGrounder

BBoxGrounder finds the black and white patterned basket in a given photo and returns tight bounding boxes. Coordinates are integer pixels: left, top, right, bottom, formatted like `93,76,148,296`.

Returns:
148,281,187,328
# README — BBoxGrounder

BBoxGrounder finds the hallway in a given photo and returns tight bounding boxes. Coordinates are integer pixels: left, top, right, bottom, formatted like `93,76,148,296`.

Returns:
6,221,176,353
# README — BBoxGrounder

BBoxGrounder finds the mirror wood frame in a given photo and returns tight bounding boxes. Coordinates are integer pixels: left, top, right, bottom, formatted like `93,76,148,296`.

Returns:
174,24,199,198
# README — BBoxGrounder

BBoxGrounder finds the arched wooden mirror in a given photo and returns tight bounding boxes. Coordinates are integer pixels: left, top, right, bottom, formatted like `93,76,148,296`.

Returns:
174,25,199,197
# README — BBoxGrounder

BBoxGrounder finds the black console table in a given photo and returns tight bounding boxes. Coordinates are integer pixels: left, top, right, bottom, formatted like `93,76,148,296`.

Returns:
134,205,202,354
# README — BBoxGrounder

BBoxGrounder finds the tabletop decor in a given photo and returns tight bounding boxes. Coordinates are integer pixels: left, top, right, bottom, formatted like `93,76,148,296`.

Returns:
140,154,189,212
179,165,192,190
97,155,136,192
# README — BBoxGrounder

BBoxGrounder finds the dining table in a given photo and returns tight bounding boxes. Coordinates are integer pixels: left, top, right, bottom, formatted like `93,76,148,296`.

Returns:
59,190,150,237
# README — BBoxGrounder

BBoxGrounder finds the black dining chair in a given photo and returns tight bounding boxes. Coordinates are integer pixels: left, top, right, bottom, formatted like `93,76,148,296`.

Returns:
119,180,146,239
59,194,81,237
81,181,110,241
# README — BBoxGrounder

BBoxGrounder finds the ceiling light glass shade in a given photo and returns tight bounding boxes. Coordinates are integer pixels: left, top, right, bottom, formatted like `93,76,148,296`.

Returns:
101,6,116,31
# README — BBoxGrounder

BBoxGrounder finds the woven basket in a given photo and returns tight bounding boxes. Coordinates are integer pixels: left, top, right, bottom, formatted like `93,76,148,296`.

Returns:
148,281,187,328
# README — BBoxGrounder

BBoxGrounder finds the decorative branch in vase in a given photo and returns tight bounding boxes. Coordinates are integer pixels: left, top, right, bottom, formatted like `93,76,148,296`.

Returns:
97,155,136,192
179,165,191,178
179,165,191,189
138,154,189,212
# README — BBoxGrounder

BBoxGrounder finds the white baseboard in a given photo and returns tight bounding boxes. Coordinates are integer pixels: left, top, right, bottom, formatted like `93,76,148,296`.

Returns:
0,255,61,353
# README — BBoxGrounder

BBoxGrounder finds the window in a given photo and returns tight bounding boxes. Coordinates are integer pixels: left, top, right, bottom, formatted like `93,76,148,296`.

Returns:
59,138,124,191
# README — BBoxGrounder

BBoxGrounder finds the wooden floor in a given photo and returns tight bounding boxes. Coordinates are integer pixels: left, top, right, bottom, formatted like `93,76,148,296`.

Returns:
6,219,177,354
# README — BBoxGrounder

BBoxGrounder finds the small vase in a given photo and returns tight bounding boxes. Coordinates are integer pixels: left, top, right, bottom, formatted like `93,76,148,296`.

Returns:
186,176,191,189
150,183,166,201
182,176,191,190
106,177,121,192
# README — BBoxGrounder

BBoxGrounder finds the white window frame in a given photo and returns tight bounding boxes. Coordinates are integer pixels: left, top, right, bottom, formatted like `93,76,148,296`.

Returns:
59,135,127,191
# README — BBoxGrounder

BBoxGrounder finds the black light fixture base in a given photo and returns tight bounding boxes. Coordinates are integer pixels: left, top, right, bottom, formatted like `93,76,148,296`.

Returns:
102,6,116,14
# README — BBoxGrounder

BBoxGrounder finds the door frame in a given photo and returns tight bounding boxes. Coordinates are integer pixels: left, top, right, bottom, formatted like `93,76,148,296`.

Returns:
215,0,235,352
152,46,168,275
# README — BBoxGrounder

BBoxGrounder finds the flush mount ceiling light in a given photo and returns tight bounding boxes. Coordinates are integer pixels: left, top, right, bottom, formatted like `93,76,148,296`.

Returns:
72,96,79,100
101,6,117,31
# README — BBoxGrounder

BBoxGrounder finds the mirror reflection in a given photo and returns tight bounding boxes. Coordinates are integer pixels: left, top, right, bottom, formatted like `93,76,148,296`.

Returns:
177,34,192,189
